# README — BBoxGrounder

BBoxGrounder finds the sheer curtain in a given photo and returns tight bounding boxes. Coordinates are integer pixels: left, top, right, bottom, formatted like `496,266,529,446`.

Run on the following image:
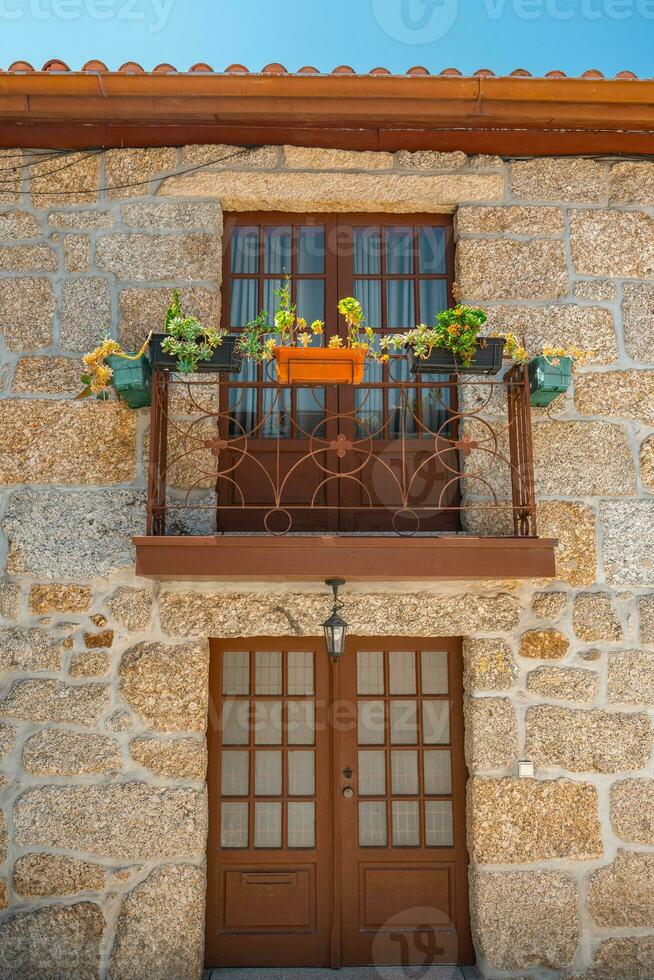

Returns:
229,229,289,438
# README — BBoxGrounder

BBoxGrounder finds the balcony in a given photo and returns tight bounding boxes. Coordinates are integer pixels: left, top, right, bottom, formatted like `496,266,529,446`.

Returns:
134,365,556,580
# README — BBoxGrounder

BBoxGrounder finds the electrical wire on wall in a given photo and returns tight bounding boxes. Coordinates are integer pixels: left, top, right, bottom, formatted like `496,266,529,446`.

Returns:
0,145,262,194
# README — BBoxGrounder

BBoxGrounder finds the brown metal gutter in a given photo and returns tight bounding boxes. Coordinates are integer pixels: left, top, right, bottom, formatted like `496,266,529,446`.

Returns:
1,73,654,153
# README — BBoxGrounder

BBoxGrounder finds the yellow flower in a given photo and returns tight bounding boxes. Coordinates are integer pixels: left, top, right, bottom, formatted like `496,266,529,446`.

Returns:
380,353,390,363
328,335,344,348
298,332,311,348
262,337,276,360
311,320,324,335
296,317,307,331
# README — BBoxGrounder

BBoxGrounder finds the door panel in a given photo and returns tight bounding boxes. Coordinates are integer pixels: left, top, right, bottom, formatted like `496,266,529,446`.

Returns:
206,636,473,969
206,640,332,968
338,637,474,967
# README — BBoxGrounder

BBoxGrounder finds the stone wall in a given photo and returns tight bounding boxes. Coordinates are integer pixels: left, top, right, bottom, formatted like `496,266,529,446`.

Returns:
0,145,652,978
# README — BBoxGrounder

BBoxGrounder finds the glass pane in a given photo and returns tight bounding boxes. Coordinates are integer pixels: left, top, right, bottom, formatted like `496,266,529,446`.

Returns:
288,802,315,848
221,751,249,796
296,387,325,438
230,280,257,328
221,802,248,848
355,352,384,432
253,701,282,744
389,651,416,695
264,226,291,274
254,801,282,848
358,750,386,795
357,651,384,695
359,801,387,847
288,751,315,795
255,651,282,695
419,279,448,326
353,227,381,275
231,226,258,274
358,701,385,745
261,382,291,440
288,652,314,695
421,377,451,436
424,750,452,795
423,701,450,744
386,280,415,329
263,277,284,319
390,701,418,745
425,800,454,846
288,701,315,745
419,226,447,274
392,800,420,846
391,750,419,795
388,366,417,440
421,651,449,695
385,227,414,274
297,226,325,274
222,651,249,695
255,750,282,795
297,279,325,329
354,279,382,332
221,701,250,745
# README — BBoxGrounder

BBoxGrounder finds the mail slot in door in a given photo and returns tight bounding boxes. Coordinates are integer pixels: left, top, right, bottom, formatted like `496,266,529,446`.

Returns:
223,867,314,931
243,873,296,886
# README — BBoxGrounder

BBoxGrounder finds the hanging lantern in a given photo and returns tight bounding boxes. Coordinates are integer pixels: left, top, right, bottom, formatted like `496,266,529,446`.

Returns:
322,578,348,661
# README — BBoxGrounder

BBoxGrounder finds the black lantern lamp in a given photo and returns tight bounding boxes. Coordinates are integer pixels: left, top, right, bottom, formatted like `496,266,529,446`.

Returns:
323,578,348,661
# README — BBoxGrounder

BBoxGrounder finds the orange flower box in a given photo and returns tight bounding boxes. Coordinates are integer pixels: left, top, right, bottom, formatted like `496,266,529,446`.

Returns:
273,346,366,385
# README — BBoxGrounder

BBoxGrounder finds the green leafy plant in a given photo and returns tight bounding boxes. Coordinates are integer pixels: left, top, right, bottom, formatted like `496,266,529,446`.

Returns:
383,305,489,366
236,275,326,363
161,290,226,373
235,277,395,365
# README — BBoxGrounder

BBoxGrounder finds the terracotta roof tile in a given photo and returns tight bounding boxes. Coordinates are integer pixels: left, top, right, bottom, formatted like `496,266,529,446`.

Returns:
0,61,645,79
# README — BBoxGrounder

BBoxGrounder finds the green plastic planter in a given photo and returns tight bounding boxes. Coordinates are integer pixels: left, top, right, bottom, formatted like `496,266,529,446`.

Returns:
528,355,573,407
106,353,152,409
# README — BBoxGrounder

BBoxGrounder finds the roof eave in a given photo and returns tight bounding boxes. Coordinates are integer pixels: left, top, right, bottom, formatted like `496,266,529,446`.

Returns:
1,73,653,153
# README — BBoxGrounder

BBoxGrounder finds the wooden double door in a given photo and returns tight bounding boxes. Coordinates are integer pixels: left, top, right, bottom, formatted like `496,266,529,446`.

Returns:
206,636,473,969
218,213,460,534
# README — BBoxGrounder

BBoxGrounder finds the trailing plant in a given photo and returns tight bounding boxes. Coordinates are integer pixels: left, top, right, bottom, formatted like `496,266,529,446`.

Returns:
382,305,489,366
78,332,151,400
161,289,226,373
493,332,592,367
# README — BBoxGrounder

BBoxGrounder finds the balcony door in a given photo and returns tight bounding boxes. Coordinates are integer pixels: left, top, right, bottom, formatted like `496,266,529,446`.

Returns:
219,213,459,534
205,636,473,969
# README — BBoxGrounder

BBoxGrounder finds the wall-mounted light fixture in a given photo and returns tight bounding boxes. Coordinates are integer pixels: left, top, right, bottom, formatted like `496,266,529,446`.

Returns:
322,578,347,661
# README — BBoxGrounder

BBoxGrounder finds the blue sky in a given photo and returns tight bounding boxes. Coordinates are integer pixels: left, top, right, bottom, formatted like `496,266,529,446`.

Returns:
0,0,651,76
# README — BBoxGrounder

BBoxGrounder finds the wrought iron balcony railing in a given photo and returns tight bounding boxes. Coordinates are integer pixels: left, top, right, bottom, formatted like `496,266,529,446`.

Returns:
145,364,537,539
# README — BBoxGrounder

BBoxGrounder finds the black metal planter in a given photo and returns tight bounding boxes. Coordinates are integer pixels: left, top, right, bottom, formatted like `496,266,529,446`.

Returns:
407,336,505,376
149,333,243,374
